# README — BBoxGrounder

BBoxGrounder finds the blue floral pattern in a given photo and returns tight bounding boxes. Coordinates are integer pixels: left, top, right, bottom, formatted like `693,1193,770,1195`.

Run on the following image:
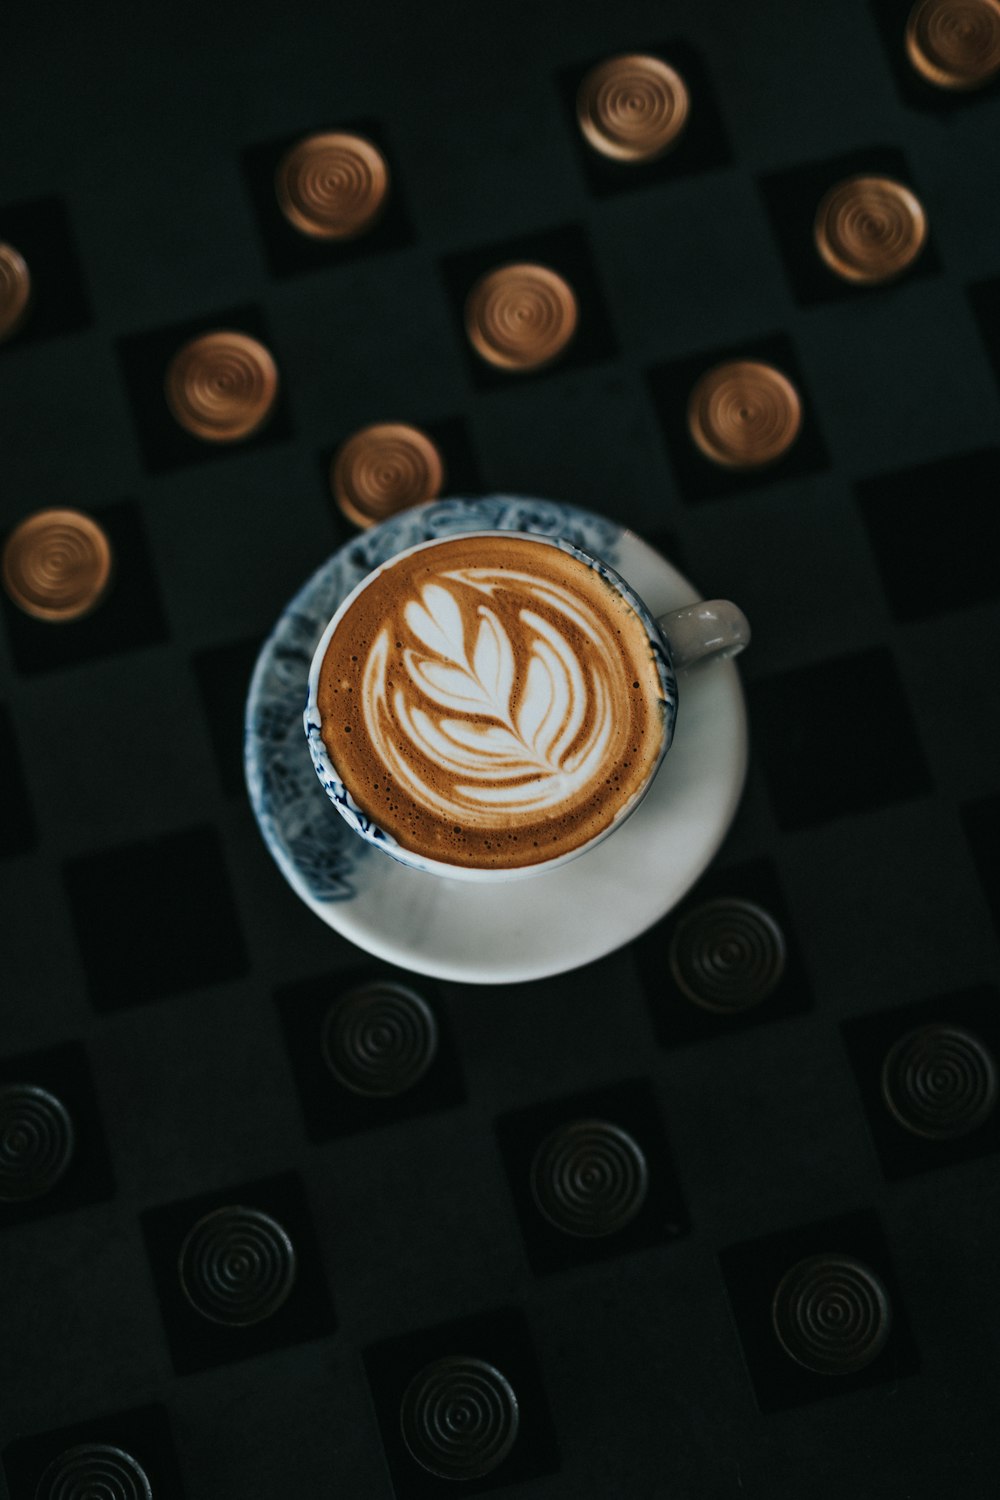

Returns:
245,497,630,901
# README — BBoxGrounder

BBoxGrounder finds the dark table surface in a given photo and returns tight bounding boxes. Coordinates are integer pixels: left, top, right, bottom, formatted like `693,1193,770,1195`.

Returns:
2,1,999,1496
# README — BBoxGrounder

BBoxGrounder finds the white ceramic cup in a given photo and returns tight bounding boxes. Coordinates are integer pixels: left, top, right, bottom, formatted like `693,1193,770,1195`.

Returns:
304,529,748,881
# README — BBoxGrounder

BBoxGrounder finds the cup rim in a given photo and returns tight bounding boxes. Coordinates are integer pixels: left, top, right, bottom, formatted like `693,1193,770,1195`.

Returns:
303,528,677,881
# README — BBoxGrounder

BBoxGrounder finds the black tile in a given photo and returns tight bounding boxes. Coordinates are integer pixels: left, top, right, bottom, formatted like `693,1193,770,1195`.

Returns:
0,1041,115,1228
440,223,617,391
963,794,1000,941
718,1208,920,1412
242,119,415,278
758,145,940,306
62,823,249,1011
856,448,1000,621
275,962,466,1142
191,635,263,797
645,330,830,502
364,1307,559,1498
2,1404,185,1500
0,702,38,855
634,858,813,1047
116,303,293,473
140,1172,335,1376
0,196,92,349
749,646,933,830
842,985,1000,1179
495,1077,689,1276
870,0,1000,112
556,39,732,198
0,499,169,676
968,276,1000,396
639,525,686,575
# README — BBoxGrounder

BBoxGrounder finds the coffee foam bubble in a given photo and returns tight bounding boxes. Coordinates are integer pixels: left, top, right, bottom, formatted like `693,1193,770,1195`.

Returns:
317,535,666,868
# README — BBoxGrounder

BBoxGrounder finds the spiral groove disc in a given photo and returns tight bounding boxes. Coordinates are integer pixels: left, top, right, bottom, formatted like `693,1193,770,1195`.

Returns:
772,1253,892,1375
164,331,279,442
905,0,1000,88
0,1084,75,1203
2,508,113,622
331,423,446,529
464,262,578,371
576,53,690,162
0,241,31,342
400,1355,520,1480
321,981,439,1096
33,1443,153,1500
275,131,390,239
177,1205,297,1326
669,898,787,1012
687,360,802,469
814,176,928,285
529,1118,648,1237
881,1023,998,1140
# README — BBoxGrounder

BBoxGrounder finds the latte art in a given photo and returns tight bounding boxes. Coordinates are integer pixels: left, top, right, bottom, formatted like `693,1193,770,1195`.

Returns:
316,535,670,869
366,567,618,820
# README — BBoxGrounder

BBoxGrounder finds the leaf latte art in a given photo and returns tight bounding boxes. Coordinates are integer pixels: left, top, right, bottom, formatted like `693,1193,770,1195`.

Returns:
366,572,617,813
317,535,669,869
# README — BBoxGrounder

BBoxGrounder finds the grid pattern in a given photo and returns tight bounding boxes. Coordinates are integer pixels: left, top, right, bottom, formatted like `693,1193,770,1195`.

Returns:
2,1,999,1497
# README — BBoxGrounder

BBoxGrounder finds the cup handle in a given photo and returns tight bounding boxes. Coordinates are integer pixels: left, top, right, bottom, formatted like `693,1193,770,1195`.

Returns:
656,600,750,671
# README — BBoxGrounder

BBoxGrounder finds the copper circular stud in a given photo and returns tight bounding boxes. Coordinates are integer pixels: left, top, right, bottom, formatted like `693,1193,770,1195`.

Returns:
2,508,113,622
881,1022,998,1140
400,1356,520,1480
687,359,803,469
669,898,787,1012
275,131,390,239
772,1253,892,1375
576,53,690,162
814,175,928,285
0,242,31,343
164,330,279,442
905,0,1000,88
178,1204,297,1326
331,423,445,528
529,1118,649,1238
464,262,578,372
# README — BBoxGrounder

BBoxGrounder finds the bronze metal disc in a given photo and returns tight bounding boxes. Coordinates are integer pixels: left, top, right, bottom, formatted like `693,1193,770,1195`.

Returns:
0,242,31,343
331,422,446,528
905,0,1000,88
275,131,390,240
400,1356,520,1480
881,1023,998,1139
687,360,803,469
2,508,113,621
576,53,690,162
164,330,279,442
669,898,787,1012
464,263,579,372
814,175,928,285
771,1254,892,1376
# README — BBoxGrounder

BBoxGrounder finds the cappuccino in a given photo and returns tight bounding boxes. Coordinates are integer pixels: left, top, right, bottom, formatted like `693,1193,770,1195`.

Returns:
314,533,668,870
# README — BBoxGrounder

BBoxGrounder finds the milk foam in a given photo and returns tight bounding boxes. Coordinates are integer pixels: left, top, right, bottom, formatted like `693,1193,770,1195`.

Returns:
360,567,617,825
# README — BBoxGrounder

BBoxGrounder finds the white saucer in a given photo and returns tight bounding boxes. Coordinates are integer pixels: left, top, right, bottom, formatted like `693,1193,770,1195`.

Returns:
244,497,747,984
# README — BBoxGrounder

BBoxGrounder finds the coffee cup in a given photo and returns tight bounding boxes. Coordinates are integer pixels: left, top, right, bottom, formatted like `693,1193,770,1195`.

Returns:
304,529,748,881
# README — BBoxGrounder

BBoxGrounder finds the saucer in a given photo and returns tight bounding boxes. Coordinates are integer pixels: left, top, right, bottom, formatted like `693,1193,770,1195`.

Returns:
244,497,747,984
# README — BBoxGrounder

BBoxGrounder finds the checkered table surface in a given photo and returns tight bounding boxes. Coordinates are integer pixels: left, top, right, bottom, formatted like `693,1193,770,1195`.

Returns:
2,1,999,1495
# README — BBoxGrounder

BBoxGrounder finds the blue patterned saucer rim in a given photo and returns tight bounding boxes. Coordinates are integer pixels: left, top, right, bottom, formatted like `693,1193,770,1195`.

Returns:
301,526,678,879
244,496,627,907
